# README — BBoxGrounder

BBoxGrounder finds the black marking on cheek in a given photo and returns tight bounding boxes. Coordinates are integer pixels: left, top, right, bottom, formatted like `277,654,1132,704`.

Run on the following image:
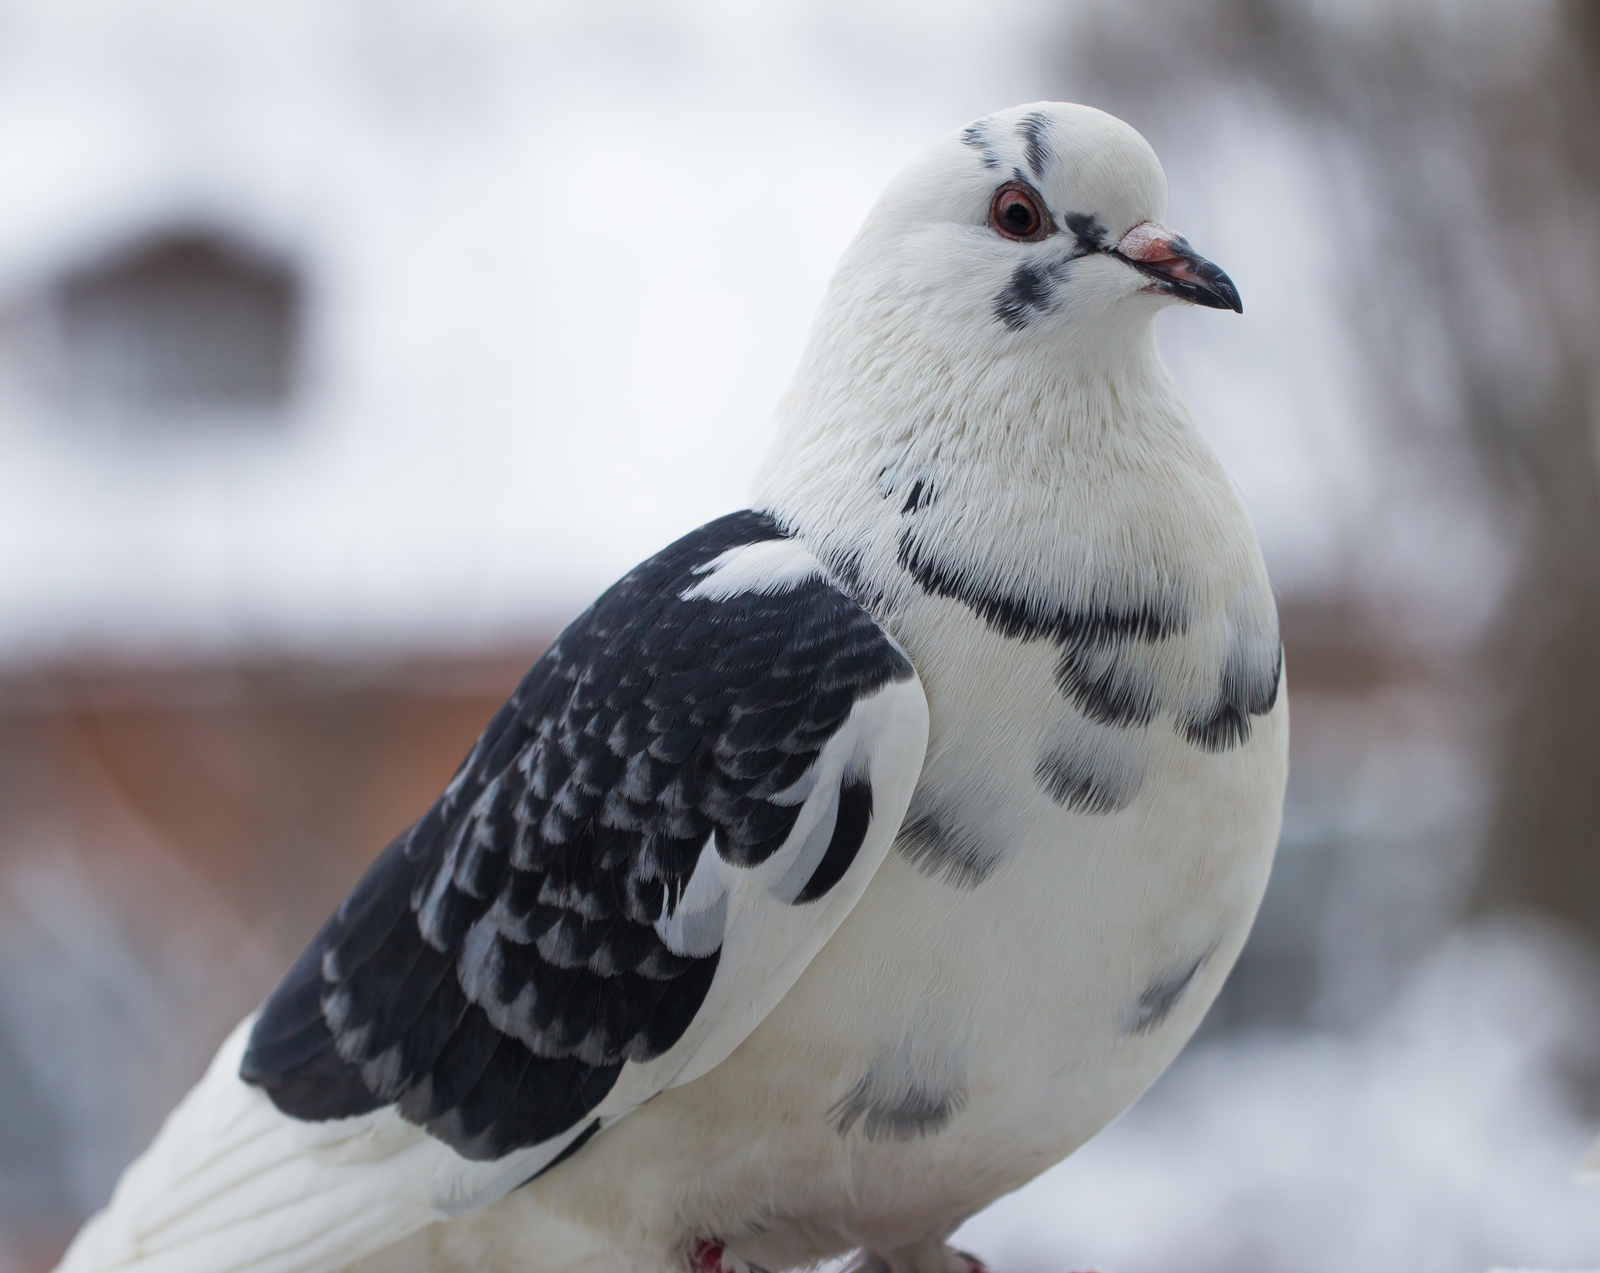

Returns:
1034,747,1140,815
794,778,873,904
960,121,1000,170
1018,110,1052,179
1063,212,1107,255
896,812,1001,888
1128,957,1206,1035
830,1076,967,1142
994,261,1056,331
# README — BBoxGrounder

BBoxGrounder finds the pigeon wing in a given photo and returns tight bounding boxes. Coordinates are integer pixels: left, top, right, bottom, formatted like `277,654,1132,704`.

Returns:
55,510,926,1273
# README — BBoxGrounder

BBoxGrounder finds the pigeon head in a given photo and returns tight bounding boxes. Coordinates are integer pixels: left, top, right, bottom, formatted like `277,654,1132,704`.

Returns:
759,102,1242,545
820,102,1240,368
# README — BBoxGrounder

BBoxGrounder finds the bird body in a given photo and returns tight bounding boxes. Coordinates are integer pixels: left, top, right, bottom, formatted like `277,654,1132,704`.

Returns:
56,103,1286,1273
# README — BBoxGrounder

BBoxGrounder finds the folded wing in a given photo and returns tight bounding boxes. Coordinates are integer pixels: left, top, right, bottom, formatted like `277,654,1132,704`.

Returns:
58,510,927,1273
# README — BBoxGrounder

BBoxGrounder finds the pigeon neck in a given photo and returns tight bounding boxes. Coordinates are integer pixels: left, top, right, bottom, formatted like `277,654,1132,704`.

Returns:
749,319,1262,634
753,322,1200,540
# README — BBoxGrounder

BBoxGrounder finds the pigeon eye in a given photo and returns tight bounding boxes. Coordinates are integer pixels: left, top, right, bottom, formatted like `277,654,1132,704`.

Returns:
988,182,1051,242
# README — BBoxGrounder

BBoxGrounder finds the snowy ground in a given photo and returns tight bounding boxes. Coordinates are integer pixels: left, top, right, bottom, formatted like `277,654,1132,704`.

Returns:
0,0,1461,667
951,920,1600,1273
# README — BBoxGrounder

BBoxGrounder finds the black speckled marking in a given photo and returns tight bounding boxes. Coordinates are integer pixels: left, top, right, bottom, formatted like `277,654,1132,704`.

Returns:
896,811,1001,888
1180,699,1251,752
900,478,934,515
1129,956,1205,1035
1063,211,1108,255
960,121,1000,170
1018,110,1052,179
1179,641,1282,753
1054,639,1160,728
899,529,1185,730
1034,746,1140,815
831,1075,967,1142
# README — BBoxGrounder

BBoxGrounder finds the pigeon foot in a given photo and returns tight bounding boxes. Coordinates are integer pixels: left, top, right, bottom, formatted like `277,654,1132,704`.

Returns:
846,1240,992,1273
688,1239,765,1273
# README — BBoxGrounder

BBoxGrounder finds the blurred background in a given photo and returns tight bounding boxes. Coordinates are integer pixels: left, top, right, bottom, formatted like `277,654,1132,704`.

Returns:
0,0,1597,1269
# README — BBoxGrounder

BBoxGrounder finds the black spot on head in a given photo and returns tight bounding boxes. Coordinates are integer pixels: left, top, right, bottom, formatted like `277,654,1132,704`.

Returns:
1034,746,1140,815
961,121,1000,170
993,261,1056,331
1018,110,1052,179
1063,212,1108,255
1128,956,1206,1035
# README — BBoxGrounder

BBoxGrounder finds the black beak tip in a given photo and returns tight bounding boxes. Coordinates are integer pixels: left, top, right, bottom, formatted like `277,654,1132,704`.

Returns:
1196,266,1243,315
1118,248,1243,315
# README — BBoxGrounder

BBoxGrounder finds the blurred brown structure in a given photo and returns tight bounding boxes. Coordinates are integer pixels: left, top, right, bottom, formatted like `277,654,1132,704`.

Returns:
0,649,543,964
1065,0,1600,949
0,651,542,1269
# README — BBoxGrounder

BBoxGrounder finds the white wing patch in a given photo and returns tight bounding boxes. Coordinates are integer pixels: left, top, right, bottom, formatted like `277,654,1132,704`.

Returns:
678,537,823,601
632,674,928,1095
52,1019,575,1273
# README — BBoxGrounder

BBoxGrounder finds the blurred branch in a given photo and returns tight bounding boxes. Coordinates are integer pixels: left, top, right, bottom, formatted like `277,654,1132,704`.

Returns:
1065,0,1600,931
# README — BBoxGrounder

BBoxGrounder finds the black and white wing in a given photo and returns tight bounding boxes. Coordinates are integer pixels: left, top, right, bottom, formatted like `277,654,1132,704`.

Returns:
56,510,927,1273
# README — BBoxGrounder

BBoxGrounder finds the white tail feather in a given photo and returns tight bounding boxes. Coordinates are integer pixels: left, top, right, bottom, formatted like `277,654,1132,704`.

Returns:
51,1016,544,1273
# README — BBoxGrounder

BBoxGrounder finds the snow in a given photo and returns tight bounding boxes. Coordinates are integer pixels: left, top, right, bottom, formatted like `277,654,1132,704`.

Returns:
952,919,1600,1273
0,0,1427,668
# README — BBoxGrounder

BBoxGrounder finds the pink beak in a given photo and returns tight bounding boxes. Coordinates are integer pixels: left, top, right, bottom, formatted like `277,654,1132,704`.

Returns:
1111,221,1243,313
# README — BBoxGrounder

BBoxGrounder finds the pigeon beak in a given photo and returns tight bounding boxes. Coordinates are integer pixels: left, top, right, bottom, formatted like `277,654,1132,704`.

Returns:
1111,222,1243,314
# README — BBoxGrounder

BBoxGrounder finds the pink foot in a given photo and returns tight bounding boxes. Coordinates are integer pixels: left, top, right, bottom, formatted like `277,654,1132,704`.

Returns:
690,1239,754,1273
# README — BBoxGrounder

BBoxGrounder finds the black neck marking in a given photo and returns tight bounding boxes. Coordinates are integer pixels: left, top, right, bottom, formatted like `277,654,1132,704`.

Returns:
898,529,1187,648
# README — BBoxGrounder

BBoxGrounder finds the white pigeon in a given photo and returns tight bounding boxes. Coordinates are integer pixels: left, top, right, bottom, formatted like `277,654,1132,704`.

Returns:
55,102,1286,1273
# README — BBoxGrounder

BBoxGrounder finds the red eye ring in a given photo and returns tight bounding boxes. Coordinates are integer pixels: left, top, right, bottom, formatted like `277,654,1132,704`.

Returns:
988,181,1053,242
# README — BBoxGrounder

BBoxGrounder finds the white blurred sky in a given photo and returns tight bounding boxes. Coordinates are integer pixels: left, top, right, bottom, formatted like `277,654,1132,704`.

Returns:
0,0,1503,665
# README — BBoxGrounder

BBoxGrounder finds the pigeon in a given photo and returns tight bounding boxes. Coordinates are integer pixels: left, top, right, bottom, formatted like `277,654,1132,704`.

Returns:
55,101,1286,1273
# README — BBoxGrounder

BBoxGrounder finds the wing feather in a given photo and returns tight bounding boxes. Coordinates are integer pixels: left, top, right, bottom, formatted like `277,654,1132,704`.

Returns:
59,510,927,1273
